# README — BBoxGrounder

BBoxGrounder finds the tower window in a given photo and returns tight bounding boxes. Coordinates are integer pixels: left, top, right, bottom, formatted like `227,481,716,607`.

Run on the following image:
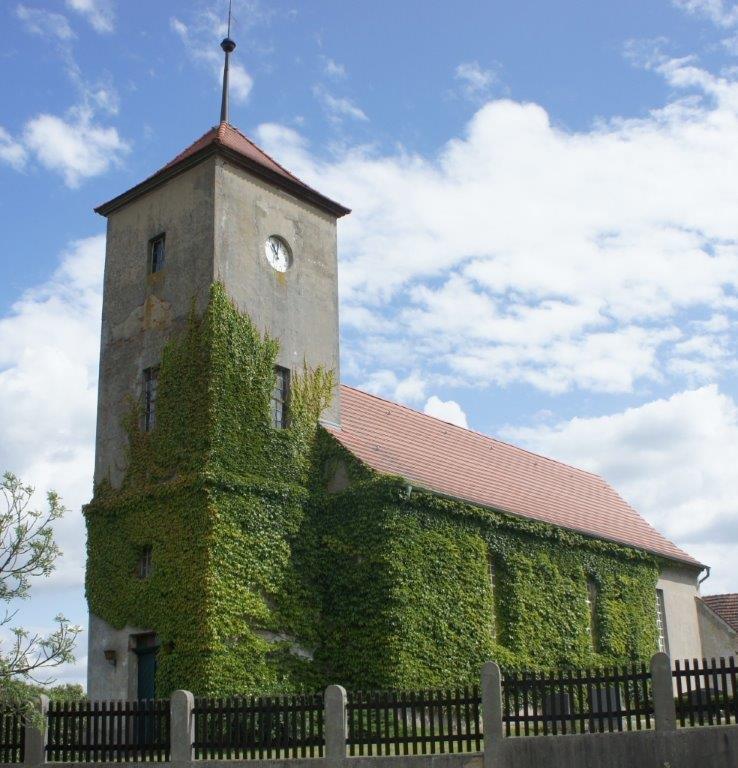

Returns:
656,589,669,655
149,234,165,273
271,366,290,429
136,546,153,579
143,367,159,431
586,578,600,652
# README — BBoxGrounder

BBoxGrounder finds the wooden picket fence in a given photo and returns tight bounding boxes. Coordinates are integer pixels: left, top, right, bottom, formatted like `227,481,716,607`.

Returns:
45,699,170,762
673,657,738,727
0,656,735,763
0,711,23,764
346,687,482,756
192,693,324,759
502,662,655,736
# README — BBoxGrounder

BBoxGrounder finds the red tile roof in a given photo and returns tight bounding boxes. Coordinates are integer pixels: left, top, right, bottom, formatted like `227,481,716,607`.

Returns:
96,121,350,218
326,385,700,566
702,594,738,631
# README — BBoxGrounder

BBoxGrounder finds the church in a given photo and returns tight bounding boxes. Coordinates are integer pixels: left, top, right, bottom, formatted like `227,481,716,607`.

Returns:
85,35,717,700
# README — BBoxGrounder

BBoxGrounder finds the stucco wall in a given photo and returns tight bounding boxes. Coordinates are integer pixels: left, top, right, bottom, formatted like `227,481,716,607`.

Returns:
86,613,151,701
213,157,341,425
657,563,703,662
23,727,738,768
697,598,737,660
95,159,217,488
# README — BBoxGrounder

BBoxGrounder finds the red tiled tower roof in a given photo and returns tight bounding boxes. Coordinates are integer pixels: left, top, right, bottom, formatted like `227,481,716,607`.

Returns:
326,385,701,567
95,122,350,218
702,594,738,631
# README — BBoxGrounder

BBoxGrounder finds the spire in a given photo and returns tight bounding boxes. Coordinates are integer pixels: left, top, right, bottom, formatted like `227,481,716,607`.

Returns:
219,0,236,124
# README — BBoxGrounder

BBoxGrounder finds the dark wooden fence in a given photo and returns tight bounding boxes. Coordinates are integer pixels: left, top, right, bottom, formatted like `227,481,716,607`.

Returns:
45,700,170,762
192,694,324,759
673,657,737,727
0,710,24,763
502,663,654,736
346,687,483,756
1,656,736,765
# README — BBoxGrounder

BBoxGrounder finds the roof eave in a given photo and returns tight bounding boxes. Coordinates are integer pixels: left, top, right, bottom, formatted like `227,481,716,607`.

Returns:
94,143,351,219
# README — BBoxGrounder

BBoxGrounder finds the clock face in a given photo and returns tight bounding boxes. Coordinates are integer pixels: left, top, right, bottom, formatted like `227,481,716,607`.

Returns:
264,235,292,272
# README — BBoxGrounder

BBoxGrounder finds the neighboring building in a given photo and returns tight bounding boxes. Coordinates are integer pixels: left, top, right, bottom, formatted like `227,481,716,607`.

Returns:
699,594,738,660
85,40,712,700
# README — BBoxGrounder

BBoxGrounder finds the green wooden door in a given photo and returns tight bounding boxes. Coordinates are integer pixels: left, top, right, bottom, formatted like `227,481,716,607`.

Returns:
136,645,158,700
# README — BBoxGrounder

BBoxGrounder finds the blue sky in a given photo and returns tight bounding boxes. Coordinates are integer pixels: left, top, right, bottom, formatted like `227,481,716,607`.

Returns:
2,0,738,685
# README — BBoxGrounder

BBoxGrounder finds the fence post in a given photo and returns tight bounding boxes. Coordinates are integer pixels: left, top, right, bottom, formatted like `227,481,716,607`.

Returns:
23,695,48,768
324,685,347,767
650,652,676,732
170,690,194,765
481,662,503,768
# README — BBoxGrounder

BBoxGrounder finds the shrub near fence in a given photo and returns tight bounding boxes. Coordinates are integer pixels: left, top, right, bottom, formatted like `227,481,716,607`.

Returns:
346,687,482,756
0,711,23,764
502,662,654,736
45,699,170,762
673,657,738,728
192,694,324,760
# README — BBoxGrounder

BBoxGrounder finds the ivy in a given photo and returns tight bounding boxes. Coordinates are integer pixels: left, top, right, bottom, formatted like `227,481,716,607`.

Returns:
310,431,661,689
86,282,661,697
86,284,332,696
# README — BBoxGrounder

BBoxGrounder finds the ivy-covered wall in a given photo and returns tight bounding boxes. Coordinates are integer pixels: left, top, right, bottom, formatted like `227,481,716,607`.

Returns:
86,282,662,697
310,433,661,690
85,283,332,696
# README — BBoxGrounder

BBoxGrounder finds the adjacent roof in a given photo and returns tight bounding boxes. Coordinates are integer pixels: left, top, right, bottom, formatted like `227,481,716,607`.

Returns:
95,121,350,218
326,385,700,567
702,594,738,631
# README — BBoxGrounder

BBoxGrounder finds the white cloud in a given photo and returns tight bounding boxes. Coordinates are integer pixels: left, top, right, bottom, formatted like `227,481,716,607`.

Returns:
358,370,426,404
501,386,738,592
65,0,115,34
9,0,126,186
16,4,75,40
255,56,738,395
454,61,499,101
170,13,253,105
312,85,368,123
423,396,469,428
22,107,129,188
0,235,104,683
673,0,738,27
0,127,27,170
323,57,347,79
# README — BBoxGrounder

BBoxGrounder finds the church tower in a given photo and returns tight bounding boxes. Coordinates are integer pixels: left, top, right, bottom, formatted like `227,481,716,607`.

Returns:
85,32,349,699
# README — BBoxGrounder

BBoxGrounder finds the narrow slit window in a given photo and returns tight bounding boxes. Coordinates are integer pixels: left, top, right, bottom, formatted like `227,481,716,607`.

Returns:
586,578,600,652
136,546,153,579
488,551,504,643
271,366,290,429
143,367,159,432
149,234,165,273
656,589,669,655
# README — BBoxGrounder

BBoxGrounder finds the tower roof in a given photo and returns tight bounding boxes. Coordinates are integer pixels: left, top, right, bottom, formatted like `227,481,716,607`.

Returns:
95,121,350,218
326,385,702,567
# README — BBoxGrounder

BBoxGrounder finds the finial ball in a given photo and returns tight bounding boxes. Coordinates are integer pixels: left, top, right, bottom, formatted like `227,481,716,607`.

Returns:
221,37,236,53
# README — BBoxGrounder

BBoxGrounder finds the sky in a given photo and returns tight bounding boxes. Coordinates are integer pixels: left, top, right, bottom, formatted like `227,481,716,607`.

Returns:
1,0,738,686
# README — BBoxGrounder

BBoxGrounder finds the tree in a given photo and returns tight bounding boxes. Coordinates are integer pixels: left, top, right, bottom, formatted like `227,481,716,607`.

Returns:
0,472,81,708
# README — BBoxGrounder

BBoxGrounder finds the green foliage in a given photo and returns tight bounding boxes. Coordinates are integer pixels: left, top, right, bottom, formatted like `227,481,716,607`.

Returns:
86,284,332,696
86,281,662,697
0,473,80,700
311,430,662,689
